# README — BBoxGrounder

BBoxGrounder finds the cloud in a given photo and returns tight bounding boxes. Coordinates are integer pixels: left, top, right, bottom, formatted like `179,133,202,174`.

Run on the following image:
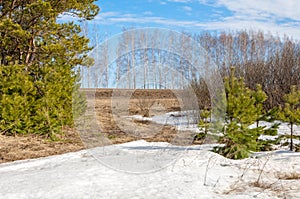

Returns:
87,0,300,40
92,10,300,37
97,14,199,27
217,0,300,21
209,0,300,38
183,6,192,12
167,0,192,3
143,11,154,15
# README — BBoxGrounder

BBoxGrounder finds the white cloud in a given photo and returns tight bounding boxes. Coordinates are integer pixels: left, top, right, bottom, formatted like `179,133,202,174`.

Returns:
183,6,192,12
103,15,198,27
98,12,120,17
217,0,300,21
143,11,154,15
209,0,300,39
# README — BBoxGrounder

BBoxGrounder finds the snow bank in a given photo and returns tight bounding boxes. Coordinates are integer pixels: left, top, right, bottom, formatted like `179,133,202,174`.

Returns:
1,112,299,198
0,140,299,199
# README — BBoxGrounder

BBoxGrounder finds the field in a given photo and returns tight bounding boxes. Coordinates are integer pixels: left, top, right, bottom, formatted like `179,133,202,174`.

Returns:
0,88,197,163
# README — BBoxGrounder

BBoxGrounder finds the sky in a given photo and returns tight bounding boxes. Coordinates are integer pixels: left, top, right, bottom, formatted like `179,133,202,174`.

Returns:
60,0,300,88
83,0,300,40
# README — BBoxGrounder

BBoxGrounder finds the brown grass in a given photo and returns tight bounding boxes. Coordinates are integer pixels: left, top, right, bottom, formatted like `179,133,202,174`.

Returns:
0,128,84,164
277,172,300,180
1,88,195,164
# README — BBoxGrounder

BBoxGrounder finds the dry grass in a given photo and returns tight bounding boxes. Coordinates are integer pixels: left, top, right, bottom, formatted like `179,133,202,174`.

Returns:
277,172,300,180
223,160,300,198
1,88,193,163
0,128,84,164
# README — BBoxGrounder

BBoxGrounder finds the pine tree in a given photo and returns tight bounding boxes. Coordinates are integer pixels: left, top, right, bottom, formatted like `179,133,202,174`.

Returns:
0,64,36,134
215,67,273,159
194,108,211,143
278,86,300,151
0,1,99,137
198,108,211,134
252,84,279,136
252,84,268,127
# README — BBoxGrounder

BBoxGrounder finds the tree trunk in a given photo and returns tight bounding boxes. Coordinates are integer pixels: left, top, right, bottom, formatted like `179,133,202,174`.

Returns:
290,122,293,151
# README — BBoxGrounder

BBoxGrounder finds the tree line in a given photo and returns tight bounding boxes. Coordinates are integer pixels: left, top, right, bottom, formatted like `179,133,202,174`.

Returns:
197,31,300,110
83,29,300,109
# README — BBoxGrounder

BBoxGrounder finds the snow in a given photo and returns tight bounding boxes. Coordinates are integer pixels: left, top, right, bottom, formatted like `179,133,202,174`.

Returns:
0,111,300,198
152,111,300,145
152,110,201,132
126,115,153,122
0,140,299,198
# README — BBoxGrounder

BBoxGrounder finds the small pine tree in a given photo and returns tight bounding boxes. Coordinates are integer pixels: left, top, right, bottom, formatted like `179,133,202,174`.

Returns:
252,84,279,137
278,86,300,151
215,67,274,159
225,67,258,125
194,108,211,142
198,108,211,134
252,84,268,127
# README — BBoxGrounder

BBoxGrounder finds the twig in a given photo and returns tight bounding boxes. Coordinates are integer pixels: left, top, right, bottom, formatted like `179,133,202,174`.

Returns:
204,155,215,186
253,179,280,198
256,155,271,184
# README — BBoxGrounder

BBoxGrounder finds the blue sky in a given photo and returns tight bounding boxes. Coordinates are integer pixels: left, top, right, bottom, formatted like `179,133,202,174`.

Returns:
61,0,300,88
79,0,300,39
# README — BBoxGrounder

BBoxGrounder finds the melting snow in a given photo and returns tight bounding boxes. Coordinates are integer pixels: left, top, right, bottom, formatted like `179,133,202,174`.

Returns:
0,111,299,198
